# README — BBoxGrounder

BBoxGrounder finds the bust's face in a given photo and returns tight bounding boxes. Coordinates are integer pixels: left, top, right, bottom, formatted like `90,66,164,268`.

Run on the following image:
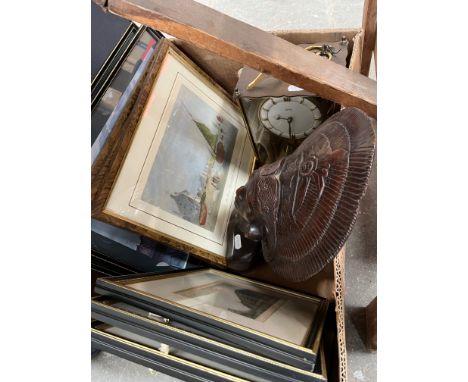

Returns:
234,160,278,243
234,185,250,222
233,127,335,260
235,134,323,223
235,159,281,220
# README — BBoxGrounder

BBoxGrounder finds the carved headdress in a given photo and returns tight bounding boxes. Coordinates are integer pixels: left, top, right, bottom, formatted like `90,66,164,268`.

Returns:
234,107,376,282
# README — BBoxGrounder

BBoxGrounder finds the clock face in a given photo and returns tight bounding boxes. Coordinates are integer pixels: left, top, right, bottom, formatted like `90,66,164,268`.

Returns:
258,96,322,139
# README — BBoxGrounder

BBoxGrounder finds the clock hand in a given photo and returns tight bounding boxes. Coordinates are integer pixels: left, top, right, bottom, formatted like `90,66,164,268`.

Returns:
274,115,294,138
274,115,293,122
287,117,292,138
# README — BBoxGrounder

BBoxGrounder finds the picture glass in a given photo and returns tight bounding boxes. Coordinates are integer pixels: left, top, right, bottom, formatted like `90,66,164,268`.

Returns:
123,270,321,346
139,83,238,233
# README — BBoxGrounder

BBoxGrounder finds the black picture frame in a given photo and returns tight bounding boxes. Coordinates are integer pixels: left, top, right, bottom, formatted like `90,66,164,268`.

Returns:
91,219,204,273
92,296,327,382
91,250,140,276
91,0,132,80
92,23,139,107
92,325,243,382
91,25,164,110
94,269,328,370
91,24,164,157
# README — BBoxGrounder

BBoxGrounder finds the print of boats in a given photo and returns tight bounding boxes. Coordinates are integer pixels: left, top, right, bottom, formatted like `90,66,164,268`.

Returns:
170,174,212,227
170,104,227,227
181,103,225,164
170,190,202,225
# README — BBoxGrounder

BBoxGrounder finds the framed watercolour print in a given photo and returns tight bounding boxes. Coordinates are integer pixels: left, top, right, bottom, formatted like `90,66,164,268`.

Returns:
92,40,255,266
95,269,328,369
92,297,327,382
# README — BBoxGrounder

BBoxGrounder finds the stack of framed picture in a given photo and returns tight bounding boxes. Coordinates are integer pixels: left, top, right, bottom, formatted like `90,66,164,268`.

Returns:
92,268,329,382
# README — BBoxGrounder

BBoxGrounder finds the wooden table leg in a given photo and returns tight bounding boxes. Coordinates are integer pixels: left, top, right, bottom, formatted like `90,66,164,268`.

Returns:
366,296,377,351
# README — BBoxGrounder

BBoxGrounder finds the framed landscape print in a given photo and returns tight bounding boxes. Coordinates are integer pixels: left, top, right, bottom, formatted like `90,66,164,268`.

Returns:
95,269,328,369
92,40,255,266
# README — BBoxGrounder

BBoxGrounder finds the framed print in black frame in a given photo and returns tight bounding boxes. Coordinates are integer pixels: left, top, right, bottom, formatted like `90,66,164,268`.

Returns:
91,218,206,272
94,268,328,370
91,25,164,164
91,0,132,80
92,296,327,382
92,325,247,382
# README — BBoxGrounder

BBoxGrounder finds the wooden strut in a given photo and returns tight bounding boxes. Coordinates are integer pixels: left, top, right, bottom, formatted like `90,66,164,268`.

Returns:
360,0,377,77
95,0,377,119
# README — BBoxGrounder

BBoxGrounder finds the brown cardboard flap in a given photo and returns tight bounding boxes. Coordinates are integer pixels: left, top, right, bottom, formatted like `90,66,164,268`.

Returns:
273,29,360,45
242,260,336,301
102,0,376,118
333,249,348,382
173,40,243,95
171,29,359,382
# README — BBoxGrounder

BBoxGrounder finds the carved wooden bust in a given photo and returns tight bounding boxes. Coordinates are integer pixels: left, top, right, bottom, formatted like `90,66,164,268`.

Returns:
233,107,376,282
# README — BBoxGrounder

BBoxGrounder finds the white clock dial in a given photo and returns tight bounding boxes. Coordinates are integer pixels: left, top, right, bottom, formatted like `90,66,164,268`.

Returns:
259,96,322,139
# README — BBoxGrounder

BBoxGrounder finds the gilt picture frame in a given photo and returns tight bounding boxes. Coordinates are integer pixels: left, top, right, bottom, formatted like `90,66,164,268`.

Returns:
95,269,328,369
92,40,255,266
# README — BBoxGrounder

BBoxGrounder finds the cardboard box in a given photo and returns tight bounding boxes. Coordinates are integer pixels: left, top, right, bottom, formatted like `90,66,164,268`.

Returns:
172,28,364,382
